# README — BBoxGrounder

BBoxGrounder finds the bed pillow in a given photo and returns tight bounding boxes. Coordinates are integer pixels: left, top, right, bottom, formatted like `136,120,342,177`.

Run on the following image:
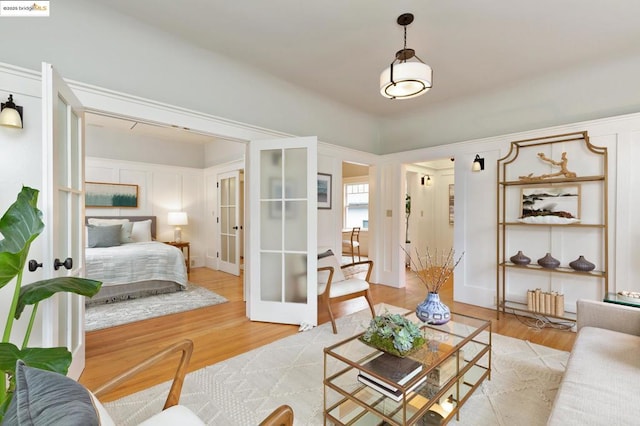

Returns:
4,360,99,425
87,218,133,243
87,224,122,248
131,219,152,242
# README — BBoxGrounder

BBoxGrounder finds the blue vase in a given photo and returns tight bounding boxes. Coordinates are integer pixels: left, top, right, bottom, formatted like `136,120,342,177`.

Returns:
416,292,451,324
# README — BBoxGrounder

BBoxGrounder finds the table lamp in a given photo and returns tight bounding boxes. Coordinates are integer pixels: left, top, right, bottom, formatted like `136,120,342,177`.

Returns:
167,211,188,242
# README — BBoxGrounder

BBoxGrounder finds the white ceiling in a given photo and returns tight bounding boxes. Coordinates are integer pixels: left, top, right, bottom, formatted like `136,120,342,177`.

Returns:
85,113,217,145
90,1,640,119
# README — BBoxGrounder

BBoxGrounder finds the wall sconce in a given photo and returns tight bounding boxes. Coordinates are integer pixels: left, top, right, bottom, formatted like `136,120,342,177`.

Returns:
167,211,188,242
421,175,432,186
472,154,485,172
0,94,23,128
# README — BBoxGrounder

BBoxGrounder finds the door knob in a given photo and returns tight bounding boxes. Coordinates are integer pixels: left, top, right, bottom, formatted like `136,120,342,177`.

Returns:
232,226,239,230
54,257,73,271
28,260,43,272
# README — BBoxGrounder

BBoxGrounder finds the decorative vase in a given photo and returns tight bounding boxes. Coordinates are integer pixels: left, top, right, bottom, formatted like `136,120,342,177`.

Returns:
537,253,560,269
416,292,451,325
569,255,596,272
509,251,531,265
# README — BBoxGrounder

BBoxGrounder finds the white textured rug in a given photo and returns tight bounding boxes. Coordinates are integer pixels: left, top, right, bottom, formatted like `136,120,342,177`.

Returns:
104,304,568,425
85,285,228,331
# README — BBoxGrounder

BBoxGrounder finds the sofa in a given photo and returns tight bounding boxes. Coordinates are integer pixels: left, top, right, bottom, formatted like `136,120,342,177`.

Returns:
547,299,640,425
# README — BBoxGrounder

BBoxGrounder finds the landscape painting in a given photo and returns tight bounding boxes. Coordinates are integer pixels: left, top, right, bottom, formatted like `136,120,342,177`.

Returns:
521,185,580,219
85,182,138,208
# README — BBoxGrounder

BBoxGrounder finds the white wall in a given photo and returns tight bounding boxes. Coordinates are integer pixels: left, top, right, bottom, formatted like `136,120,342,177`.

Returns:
86,158,205,268
382,112,640,312
0,1,379,153
0,69,48,347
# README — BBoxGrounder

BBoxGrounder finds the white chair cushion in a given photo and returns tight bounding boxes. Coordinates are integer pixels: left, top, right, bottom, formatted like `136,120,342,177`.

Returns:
138,405,206,426
342,240,360,247
327,277,370,298
318,253,346,291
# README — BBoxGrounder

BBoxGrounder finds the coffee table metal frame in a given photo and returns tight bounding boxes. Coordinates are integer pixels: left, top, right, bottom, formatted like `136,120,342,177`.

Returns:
323,311,491,425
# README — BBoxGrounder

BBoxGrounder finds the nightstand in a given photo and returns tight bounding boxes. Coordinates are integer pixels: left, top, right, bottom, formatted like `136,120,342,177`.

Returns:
164,241,190,273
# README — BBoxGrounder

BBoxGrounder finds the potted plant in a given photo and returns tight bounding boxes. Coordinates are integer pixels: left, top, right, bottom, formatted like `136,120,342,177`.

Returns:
0,186,102,419
360,312,425,357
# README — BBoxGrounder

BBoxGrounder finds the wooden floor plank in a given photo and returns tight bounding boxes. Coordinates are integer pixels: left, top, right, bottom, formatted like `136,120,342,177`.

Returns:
79,267,575,401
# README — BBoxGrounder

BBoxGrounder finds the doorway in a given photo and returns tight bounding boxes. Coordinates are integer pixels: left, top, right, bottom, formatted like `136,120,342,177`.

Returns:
404,157,455,282
341,161,370,264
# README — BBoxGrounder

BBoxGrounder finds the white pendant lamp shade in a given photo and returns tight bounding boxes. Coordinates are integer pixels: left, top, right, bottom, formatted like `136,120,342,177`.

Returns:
380,62,432,99
380,13,433,100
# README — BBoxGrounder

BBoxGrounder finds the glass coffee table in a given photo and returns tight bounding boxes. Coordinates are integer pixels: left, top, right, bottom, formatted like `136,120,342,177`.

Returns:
604,292,640,308
323,311,491,425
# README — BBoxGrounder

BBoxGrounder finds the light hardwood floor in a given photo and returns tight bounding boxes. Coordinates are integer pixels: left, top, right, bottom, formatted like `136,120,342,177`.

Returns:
79,266,576,402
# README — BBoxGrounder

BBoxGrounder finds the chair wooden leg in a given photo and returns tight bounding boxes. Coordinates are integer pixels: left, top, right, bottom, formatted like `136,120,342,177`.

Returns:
350,245,355,264
326,300,338,334
365,289,376,318
357,245,361,262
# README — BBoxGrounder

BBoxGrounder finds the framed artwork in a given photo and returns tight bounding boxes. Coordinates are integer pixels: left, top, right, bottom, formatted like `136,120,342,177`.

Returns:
520,185,581,220
85,182,138,208
317,173,332,209
448,184,454,224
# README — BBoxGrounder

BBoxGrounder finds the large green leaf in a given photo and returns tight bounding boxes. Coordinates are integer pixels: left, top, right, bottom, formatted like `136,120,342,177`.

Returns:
15,277,102,319
0,342,71,375
0,187,43,290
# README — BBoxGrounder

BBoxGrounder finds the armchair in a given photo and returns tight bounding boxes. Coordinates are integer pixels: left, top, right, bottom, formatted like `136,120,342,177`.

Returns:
318,249,375,333
4,339,293,426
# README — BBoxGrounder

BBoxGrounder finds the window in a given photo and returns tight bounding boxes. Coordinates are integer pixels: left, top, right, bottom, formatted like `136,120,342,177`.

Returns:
344,182,369,229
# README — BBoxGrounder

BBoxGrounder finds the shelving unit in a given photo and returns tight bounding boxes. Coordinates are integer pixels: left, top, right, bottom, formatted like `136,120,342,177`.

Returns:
496,131,608,321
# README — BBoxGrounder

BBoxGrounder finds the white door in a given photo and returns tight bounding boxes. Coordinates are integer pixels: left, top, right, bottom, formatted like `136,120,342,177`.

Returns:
247,137,317,325
40,63,86,379
218,170,240,276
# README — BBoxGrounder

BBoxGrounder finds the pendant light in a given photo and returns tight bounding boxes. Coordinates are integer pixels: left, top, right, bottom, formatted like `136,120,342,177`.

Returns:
0,94,23,128
380,13,433,100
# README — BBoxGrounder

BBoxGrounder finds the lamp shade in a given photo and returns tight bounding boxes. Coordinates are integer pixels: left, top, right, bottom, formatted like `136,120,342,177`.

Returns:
167,211,188,226
0,95,22,129
380,62,432,99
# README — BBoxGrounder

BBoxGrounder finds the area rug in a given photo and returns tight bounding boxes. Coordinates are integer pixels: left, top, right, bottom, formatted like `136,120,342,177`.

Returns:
103,304,568,425
85,284,228,332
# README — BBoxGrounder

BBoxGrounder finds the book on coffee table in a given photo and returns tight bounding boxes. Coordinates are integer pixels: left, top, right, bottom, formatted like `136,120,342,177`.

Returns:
357,373,427,402
359,352,423,391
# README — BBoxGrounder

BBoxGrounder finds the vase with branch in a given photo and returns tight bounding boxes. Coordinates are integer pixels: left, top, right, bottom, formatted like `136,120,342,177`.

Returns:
402,247,464,324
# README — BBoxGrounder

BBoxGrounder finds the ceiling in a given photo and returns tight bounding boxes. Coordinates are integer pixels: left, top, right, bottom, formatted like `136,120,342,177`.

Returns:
90,1,640,119
85,113,217,145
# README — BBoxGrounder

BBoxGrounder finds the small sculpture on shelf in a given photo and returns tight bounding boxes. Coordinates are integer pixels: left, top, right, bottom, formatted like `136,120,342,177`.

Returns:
519,152,577,181
509,251,531,265
569,255,595,272
537,253,560,269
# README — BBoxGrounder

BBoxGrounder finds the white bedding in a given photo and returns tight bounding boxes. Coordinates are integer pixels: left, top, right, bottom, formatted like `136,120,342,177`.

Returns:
85,241,188,287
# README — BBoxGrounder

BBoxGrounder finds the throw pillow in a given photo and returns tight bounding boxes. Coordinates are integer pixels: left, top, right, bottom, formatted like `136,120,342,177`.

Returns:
131,219,152,242
87,218,133,243
3,360,99,425
87,224,122,248
318,249,346,285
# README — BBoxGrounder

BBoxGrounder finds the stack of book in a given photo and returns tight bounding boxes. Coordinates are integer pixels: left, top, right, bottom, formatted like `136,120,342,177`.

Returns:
527,288,565,316
357,352,425,402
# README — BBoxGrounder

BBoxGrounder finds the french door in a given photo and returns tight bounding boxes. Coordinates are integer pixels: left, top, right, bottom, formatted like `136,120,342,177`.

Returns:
247,137,317,325
40,63,86,379
218,170,240,276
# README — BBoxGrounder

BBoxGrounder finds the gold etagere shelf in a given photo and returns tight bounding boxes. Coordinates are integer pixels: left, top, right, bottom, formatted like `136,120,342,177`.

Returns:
496,131,608,322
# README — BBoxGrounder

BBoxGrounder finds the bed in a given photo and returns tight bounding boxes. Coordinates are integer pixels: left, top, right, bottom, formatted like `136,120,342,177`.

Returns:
85,216,188,306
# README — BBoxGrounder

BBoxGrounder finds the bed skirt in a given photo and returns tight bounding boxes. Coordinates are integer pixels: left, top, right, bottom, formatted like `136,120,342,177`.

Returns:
86,280,184,306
